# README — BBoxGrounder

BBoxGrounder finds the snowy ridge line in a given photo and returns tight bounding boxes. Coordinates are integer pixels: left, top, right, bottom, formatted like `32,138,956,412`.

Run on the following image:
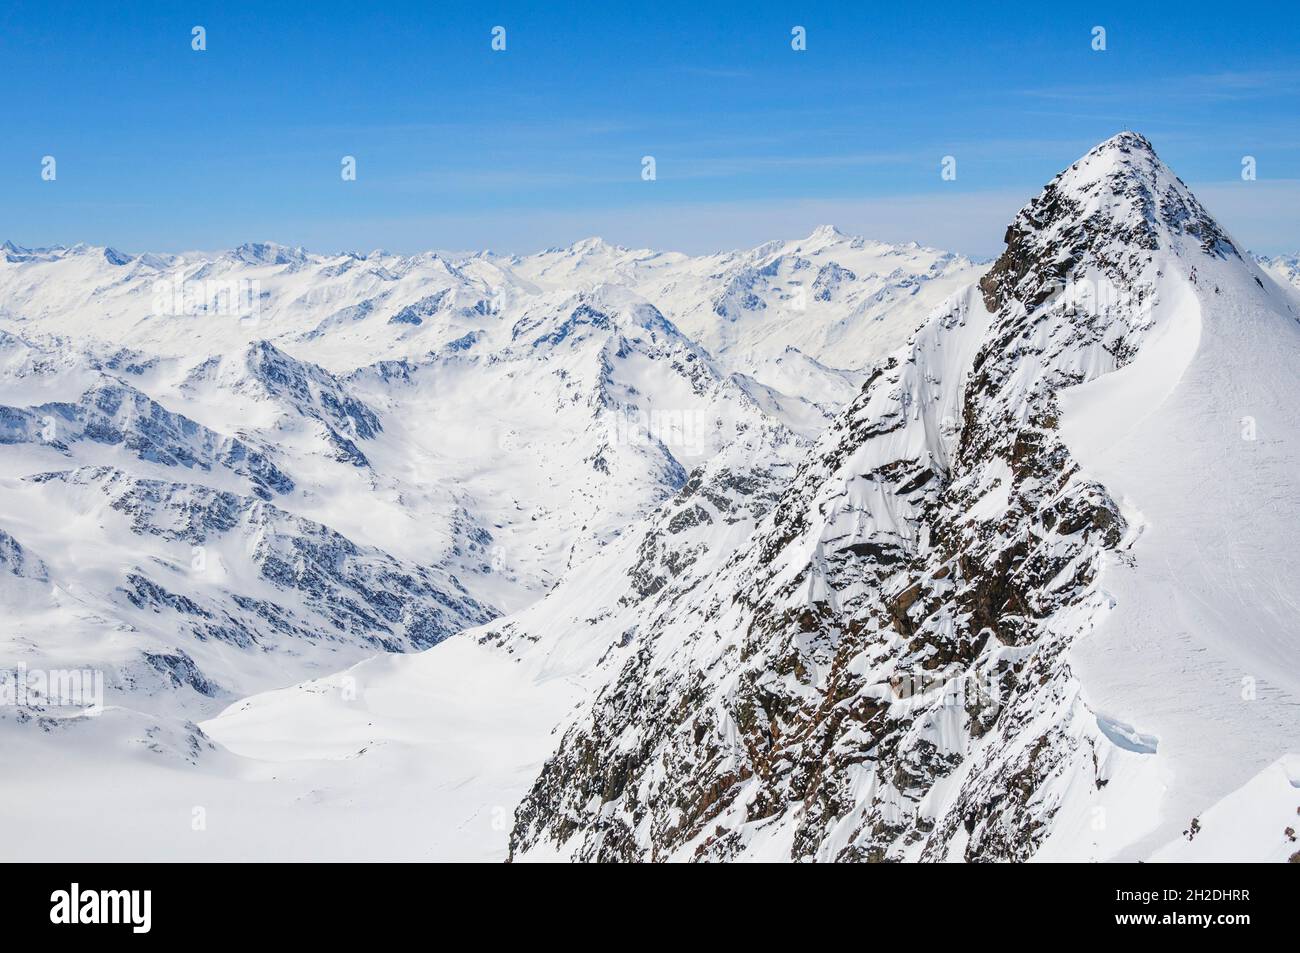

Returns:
497,132,1300,862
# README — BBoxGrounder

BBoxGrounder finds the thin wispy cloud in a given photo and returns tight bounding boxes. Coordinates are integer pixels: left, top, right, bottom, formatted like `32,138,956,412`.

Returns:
679,66,752,79
1020,69,1300,104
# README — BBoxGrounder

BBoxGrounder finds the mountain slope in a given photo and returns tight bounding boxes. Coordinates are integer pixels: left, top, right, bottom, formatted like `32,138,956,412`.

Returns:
0,286,802,733
498,132,1300,861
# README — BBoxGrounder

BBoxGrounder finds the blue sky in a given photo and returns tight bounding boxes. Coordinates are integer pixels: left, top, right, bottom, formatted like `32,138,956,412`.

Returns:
2,0,1298,257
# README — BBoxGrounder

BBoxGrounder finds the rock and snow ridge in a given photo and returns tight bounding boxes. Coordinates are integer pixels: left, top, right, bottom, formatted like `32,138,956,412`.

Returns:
503,132,1300,862
1,133,1297,862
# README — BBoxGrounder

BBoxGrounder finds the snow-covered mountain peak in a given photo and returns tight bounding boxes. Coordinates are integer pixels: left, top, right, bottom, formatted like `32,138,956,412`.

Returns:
570,236,622,254
804,223,848,244
490,132,1300,863
981,131,1239,318
539,236,636,261
1055,132,1236,256
1259,252,1300,295
1085,128,1157,158
563,283,676,331
226,241,309,267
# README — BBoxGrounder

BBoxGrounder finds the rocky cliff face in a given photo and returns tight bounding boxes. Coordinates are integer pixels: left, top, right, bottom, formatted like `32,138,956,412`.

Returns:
507,133,1262,861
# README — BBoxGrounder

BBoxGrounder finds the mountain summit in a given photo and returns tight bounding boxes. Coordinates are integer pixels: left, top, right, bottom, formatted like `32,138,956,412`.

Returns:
982,131,1239,316
493,133,1300,862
